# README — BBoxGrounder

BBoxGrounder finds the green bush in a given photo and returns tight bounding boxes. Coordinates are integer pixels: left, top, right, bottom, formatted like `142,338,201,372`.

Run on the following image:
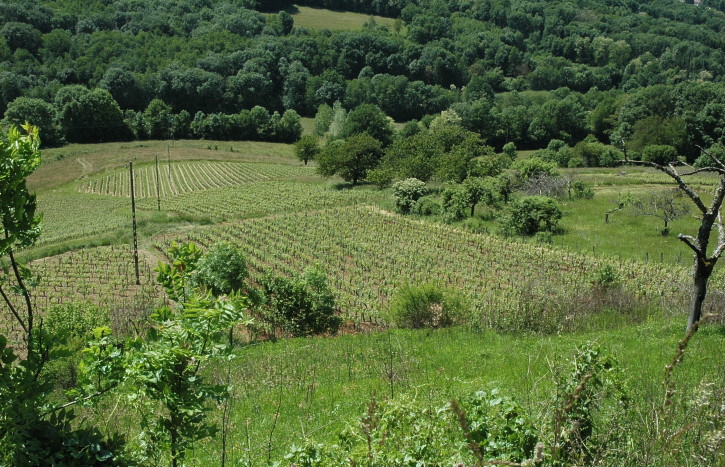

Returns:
441,184,470,222
693,143,725,168
458,389,539,462
42,302,108,389
389,283,467,329
192,242,248,296
571,180,595,199
641,145,678,165
261,267,341,337
392,178,427,214
500,196,562,236
414,196,442,216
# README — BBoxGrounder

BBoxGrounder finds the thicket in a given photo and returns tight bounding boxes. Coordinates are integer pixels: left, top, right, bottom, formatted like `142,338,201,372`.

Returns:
0,0,723,152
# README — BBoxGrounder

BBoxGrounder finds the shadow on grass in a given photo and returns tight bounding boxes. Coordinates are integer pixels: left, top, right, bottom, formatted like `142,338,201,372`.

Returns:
256,1,299,14
331,181,376,190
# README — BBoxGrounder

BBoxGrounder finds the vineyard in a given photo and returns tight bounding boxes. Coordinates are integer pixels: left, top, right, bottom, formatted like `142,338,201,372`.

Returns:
137,180,387,221
36,193,130,246
152,206,717,330
8,203,717,337
78,161,315,198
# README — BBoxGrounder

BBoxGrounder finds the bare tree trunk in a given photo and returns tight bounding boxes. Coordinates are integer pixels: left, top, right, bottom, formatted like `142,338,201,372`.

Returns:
689,260,713,331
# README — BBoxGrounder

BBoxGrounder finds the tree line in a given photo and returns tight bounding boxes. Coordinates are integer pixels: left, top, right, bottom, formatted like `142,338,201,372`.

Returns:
0,0,723,150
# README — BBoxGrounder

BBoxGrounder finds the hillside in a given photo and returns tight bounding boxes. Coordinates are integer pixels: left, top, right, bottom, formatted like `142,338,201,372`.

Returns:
0,0,724,464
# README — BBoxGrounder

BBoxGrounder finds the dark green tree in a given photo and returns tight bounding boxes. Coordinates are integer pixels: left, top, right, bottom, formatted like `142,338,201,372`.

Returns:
342,104,393,147
294,134,320,165
143,99,173,140
2,97,64,147
317,133,383,184
54,86,132,143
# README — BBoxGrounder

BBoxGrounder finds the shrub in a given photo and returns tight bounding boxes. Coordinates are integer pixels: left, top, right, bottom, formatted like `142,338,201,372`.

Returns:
550,344,628,465
389,283,467,329
571,180,594,199
392,178,427,214
42,302,108,389
457,389,539,462
599,147,623,167
261,267,341,337
642,145,678,165
511,158,559,180
414,196,442,216
592,264,621,289
500,196,562,236
192,243,248,296
693,143,725,169
441,184,470,222
502,141,517,159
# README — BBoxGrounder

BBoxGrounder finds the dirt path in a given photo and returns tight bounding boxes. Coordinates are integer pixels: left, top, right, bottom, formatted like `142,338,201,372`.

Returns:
75,157,92,175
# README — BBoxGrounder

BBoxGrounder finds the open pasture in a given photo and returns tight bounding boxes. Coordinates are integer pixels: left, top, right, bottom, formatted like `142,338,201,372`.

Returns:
286,5,398,31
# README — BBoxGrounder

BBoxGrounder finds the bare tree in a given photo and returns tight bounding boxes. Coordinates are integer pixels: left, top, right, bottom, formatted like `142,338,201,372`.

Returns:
633,188,691,235
522,174,568,198
620,146,725,332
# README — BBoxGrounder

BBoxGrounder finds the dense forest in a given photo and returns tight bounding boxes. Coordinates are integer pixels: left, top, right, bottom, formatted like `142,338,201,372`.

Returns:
1,0,724,156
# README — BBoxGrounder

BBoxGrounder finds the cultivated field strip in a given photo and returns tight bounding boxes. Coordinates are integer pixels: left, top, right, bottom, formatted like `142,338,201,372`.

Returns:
153,206,706,327
137,181,386,221
78,161,314,198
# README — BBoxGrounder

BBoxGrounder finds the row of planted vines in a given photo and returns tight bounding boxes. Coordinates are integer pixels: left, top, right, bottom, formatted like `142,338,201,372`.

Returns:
137,181,387,221
78,161,314,198
154,206,711,331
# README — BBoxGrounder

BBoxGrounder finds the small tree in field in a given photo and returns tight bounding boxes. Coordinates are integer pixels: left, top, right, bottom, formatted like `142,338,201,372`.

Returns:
621,146,725,331
633,189,690,235
261,267,340,337
501,196,562,236
294,134,320,165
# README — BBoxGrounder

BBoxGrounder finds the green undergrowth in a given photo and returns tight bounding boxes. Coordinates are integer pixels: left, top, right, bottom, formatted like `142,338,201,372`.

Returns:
89,316,723,465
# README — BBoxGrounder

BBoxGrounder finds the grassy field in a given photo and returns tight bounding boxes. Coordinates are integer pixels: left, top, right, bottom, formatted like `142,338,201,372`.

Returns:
283,5,399,31
91,318,720,465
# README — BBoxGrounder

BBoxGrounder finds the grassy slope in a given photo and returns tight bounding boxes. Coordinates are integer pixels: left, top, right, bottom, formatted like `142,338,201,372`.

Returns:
170,319,721,463
4,140,721,464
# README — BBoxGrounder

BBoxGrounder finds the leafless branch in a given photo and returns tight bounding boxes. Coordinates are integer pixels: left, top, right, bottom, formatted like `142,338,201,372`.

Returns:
677,234,701,256
714,212,725,260
617,160,709,213
0,282,28,334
